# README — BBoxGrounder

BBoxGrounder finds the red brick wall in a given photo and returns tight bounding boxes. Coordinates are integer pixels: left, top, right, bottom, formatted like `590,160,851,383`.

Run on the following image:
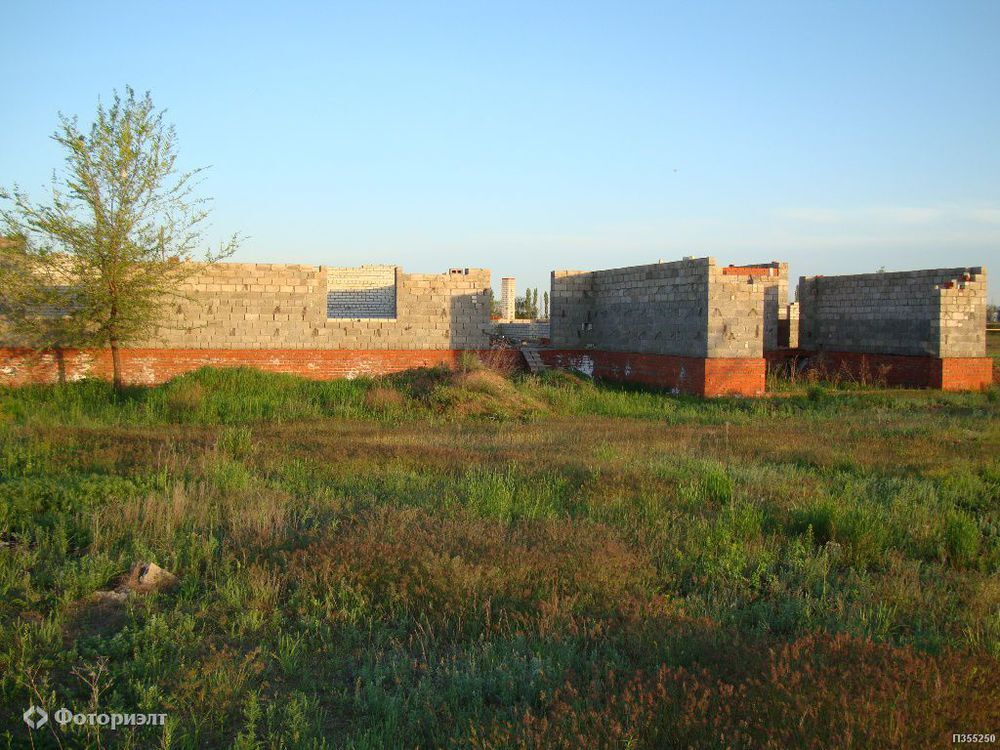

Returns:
703,358,768,397
537,349,765,397
765,349,993,391
937,357,994,391
0,348,526,386
721,265,778,277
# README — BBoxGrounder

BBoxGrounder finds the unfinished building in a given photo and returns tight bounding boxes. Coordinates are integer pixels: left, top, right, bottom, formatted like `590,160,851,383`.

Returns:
542,258,780,396
0,253,990,395
785,266,991,390
0,262,500,385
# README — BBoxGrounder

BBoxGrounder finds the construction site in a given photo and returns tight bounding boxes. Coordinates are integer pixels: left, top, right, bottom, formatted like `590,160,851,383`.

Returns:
0,256,991,395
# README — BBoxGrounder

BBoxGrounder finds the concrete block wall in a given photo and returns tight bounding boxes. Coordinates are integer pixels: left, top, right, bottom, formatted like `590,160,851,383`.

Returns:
493,320,550,341
549,269,596,348
326,264,396,318
707,264,768,357
798,267,987,357
550,257,765,358
936,272,988,357
0,263,491,350
778,302,800,348
724,263,788,350
135,262,492,351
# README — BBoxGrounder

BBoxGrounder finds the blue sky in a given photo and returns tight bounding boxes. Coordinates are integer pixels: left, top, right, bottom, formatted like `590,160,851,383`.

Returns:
4,1,999,303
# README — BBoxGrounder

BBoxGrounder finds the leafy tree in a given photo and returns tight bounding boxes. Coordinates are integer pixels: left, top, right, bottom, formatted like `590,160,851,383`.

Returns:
543,290,549,319
1,88,239,389
515,288,541,319
515,293,526,319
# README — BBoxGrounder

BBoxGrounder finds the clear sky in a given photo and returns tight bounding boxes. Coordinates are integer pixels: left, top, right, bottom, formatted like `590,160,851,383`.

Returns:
4,0,999,303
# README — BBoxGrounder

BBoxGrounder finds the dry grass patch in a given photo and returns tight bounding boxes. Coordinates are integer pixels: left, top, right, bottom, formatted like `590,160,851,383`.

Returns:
283,507,657,633
363,385,406,413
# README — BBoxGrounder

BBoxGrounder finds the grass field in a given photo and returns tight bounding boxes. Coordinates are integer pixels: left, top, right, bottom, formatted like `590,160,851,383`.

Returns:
1,364,998,748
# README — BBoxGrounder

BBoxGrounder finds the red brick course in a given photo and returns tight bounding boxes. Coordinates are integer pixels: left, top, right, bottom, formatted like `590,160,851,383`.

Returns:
938,357,995,391
0,348,526,386
721,265,779,277
765,350,993,391
537,349,766,397
2,346,984,394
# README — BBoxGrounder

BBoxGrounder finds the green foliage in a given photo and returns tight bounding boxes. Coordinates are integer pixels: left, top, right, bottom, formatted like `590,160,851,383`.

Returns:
514,287,540,318
1,87,240,386
807,384,829,402
0,367,998,747
943,510,981,568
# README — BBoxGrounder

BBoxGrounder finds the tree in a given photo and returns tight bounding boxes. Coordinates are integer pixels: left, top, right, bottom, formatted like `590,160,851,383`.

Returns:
515,288,540,319
543,290,549,320
1,88,239,389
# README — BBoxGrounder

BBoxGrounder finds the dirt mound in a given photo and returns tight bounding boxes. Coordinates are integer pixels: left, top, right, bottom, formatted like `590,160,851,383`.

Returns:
433,369,547,420
536,368,595,391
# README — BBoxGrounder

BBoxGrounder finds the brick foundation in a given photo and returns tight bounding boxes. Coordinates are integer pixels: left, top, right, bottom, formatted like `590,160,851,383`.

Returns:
0,348,527,387
537,349,765,397
765,350,993,391
937,356,995,391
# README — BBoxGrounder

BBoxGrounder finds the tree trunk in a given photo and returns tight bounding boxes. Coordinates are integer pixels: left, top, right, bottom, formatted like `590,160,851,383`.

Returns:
55,347,66,385
110,340,123,391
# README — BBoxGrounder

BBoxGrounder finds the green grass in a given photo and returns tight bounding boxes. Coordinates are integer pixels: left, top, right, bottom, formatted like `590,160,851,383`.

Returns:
1,366,998,748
